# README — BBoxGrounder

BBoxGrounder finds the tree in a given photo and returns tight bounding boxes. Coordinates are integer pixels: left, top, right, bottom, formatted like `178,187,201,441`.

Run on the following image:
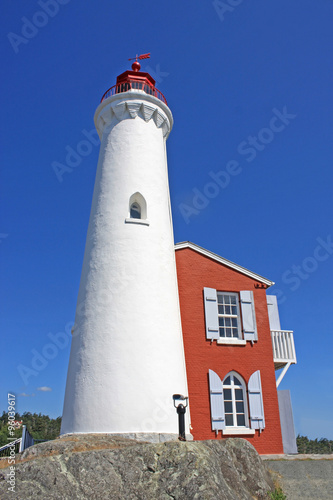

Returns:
0,412,62,446
296,434,333,454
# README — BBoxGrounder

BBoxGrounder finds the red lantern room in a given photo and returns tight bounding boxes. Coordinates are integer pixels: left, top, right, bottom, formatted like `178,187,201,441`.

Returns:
101,53,167,104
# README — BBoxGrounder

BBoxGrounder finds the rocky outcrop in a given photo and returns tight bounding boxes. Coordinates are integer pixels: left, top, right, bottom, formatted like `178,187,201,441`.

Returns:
0,435,274,499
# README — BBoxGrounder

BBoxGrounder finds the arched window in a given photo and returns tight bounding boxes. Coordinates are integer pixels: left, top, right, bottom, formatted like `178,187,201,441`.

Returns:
128,192,147,220
125,192,149,225
130,202,141,219
222,372,248,427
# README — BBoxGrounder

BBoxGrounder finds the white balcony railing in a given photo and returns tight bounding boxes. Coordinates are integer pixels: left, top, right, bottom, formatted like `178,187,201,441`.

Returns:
271,330,297,367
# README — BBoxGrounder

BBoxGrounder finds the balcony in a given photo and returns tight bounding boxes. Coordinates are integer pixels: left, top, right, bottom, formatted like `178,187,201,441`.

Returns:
271,330,297,387
271,330,297,368
101,80,167,105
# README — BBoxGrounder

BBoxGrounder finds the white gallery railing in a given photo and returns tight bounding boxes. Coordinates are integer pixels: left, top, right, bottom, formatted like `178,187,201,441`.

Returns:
271,330,297,364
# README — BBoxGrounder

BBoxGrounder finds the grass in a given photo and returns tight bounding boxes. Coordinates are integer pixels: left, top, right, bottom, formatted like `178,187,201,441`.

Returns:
268,487,286,500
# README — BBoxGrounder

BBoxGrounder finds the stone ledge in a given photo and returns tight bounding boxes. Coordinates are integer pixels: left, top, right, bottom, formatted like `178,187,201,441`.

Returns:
59,432,193,443
261,453,333,460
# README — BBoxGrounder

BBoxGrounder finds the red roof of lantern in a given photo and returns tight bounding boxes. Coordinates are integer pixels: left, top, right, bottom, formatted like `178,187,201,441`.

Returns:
100,55,167,105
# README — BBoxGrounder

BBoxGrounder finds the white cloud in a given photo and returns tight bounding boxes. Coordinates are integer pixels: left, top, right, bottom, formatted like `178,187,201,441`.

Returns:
37,386,52,392
18,393,35,397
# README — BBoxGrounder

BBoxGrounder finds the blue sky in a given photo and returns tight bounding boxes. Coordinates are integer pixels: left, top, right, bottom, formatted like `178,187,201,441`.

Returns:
1,1,332,440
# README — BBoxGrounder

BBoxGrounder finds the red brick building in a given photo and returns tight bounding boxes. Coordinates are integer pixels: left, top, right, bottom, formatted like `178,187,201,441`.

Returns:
175,242,297,455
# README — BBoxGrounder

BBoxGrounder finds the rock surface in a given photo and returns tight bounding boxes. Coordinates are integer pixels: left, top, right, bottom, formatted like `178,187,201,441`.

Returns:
0,435,274,499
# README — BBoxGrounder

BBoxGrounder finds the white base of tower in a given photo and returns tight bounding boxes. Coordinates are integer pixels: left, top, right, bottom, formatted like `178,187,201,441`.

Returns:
60,432,193,443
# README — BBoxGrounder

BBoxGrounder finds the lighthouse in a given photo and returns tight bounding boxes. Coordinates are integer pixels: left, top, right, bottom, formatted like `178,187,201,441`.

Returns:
61,57,190,440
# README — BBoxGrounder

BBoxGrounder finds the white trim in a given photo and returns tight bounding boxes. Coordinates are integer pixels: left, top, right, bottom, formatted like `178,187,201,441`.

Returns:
125,218,150,226
217,339,247,346
217,291,242,340
175,242,274,286
222,428,255,435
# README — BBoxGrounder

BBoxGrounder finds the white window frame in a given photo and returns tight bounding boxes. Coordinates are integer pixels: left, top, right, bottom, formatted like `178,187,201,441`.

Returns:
203,287,257,345
216,292,243,342
125,192,150,226
221,371,254,435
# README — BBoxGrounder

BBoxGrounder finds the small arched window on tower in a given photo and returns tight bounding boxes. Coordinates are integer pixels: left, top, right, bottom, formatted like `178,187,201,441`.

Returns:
125,192,149,226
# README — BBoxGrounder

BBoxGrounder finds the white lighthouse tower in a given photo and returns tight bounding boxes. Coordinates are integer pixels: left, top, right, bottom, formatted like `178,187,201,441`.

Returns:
61,57,190,440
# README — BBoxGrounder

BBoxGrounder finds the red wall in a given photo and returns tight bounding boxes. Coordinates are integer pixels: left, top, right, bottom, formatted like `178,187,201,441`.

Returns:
175,247,283,455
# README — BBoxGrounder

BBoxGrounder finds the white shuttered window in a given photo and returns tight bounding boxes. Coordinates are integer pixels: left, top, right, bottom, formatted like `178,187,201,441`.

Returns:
208,369,264,434
204,288,257,342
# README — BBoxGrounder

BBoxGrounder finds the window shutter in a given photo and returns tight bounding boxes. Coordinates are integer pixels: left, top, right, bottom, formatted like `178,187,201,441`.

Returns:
203,288,219,340
266,295,281,331
208,369,225,431
248,370,265,430
240,290,257,341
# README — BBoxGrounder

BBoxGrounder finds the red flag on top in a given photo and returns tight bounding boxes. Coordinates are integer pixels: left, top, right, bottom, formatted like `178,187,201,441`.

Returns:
128,53,151,62
138,53,150,60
